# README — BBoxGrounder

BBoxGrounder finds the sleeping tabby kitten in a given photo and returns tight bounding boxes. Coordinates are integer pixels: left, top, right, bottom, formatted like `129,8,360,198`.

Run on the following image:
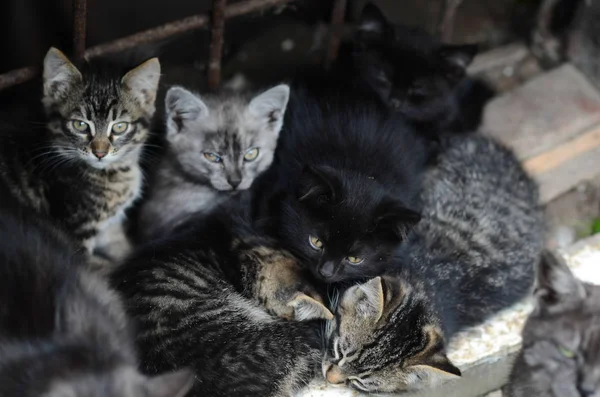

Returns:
0,47,160,263
350,3,494,134
0,196,193,397
112,203,332,397
504,250,600,397
321,134,544,393
138,84,289,240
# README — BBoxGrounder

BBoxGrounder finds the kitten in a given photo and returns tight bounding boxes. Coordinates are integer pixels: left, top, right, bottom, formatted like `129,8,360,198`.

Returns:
253,87,429,283
0,196,193,397
0,47,160,263
137,84,289,240
321,134,544,393
350,3,494,135
112,202,332,397
504,250,600,397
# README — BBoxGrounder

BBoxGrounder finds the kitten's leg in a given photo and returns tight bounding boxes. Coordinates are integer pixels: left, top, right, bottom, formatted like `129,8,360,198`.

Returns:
244,246,333,321
94,219,133,263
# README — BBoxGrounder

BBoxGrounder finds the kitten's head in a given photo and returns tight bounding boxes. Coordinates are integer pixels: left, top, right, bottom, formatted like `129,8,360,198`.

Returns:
353,4,477,124
279,165,420,283
323,276,460,393
42,367,194,397
42,47,160,169
164,84,289,191
513,250,600,396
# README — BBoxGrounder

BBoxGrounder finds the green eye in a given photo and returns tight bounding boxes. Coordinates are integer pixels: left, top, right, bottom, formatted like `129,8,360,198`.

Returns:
347,256,364,265
71,120,89,132
204,152,222,163
309,236,324,250
244,148,259,162
558,345,576,359
111,122,129,135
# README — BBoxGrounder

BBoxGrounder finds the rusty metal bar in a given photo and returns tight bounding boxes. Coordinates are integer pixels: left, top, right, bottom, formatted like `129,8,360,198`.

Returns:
207,0,227,91
324,0,347,70
0,0,295,91
73,0,88,59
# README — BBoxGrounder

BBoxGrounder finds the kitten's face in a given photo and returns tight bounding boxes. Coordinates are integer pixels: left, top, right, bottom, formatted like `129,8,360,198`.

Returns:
42,367,194,397
511,251,600,397
323,277,460,393
42,48,160,169
353,5,477,124
279,166,420,283
165,85,289,191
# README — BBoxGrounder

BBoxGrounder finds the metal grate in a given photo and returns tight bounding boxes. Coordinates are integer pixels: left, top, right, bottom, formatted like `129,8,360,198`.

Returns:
0,0,350,92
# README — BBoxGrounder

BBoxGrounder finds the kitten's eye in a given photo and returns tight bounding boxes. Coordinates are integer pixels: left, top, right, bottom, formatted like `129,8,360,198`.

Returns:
558,345,576,359
71,120,89,133
346,256,364,265
244,148,259,162
349,379,368,392
204,153,222,163
111,122,129,135
309,236,324,250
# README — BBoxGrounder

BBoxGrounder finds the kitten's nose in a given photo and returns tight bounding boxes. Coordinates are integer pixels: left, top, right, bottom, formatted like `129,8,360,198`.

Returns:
318,261,336,279
325,364,346,385
227,176,241,189
93,150,107,159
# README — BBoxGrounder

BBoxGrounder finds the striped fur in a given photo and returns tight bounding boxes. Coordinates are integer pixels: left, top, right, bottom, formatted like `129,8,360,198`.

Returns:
111,206,329,397
0,48,160,264
322,134,544,393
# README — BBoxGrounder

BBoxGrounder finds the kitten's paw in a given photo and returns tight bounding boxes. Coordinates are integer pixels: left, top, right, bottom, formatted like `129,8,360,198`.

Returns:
288,293,334,321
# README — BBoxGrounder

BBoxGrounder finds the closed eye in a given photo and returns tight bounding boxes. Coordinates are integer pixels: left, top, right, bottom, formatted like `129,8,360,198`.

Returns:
348,378,369,392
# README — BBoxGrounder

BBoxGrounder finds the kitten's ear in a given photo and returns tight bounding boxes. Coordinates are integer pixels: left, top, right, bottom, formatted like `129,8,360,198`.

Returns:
297,165,341,206
121,57,161,112
535,249,586,311
342,277,385,323
439,44,478,84
374,199,421,240
248,84,290,133
357,3,392,41
43,47,82,103
145,368,195,397
165,86,209,135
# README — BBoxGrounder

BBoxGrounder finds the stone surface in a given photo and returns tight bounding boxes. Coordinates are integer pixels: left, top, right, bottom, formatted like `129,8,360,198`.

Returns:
481,64,600,160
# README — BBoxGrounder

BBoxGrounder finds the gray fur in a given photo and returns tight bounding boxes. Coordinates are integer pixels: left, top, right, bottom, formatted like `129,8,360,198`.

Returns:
138,84,289,240
0,47,160,264
323,134,544,393
504,250,600,397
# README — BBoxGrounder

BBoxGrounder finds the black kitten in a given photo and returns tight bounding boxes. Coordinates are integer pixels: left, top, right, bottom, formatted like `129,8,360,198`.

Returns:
253,87,429,283
350,3,494,135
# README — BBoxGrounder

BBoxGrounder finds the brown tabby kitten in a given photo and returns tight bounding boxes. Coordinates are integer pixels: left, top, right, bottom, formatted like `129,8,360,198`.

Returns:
504,250,600,397
0,47,160,264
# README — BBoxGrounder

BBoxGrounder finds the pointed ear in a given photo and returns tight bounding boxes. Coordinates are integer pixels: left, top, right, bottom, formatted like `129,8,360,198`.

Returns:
121,57,161,113
342,277,385,323
439,44,478,84
374,199,421,240
43,47,82,104
165,86,209,135
288,293,334,321
145,368,195,397
357,3,391,41
297,165,341,206
248,84,290,133
535,249,585,312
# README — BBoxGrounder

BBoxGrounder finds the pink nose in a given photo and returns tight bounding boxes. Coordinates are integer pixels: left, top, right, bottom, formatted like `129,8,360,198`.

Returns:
93,151,107,159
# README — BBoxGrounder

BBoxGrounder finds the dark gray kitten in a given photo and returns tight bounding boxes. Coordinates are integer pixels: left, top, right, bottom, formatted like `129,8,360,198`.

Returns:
138,84,289,240
0,197,193,397
322,134,544,393
504,250,600,397
0,47,160,263
112,206,332,397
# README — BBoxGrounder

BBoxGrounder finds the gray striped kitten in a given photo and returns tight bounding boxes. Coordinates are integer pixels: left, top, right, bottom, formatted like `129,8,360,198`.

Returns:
0,47,160,264
112,206,332,397
0,197,193,397
138,84,289,240
504,250,600,397
322,134,544,393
